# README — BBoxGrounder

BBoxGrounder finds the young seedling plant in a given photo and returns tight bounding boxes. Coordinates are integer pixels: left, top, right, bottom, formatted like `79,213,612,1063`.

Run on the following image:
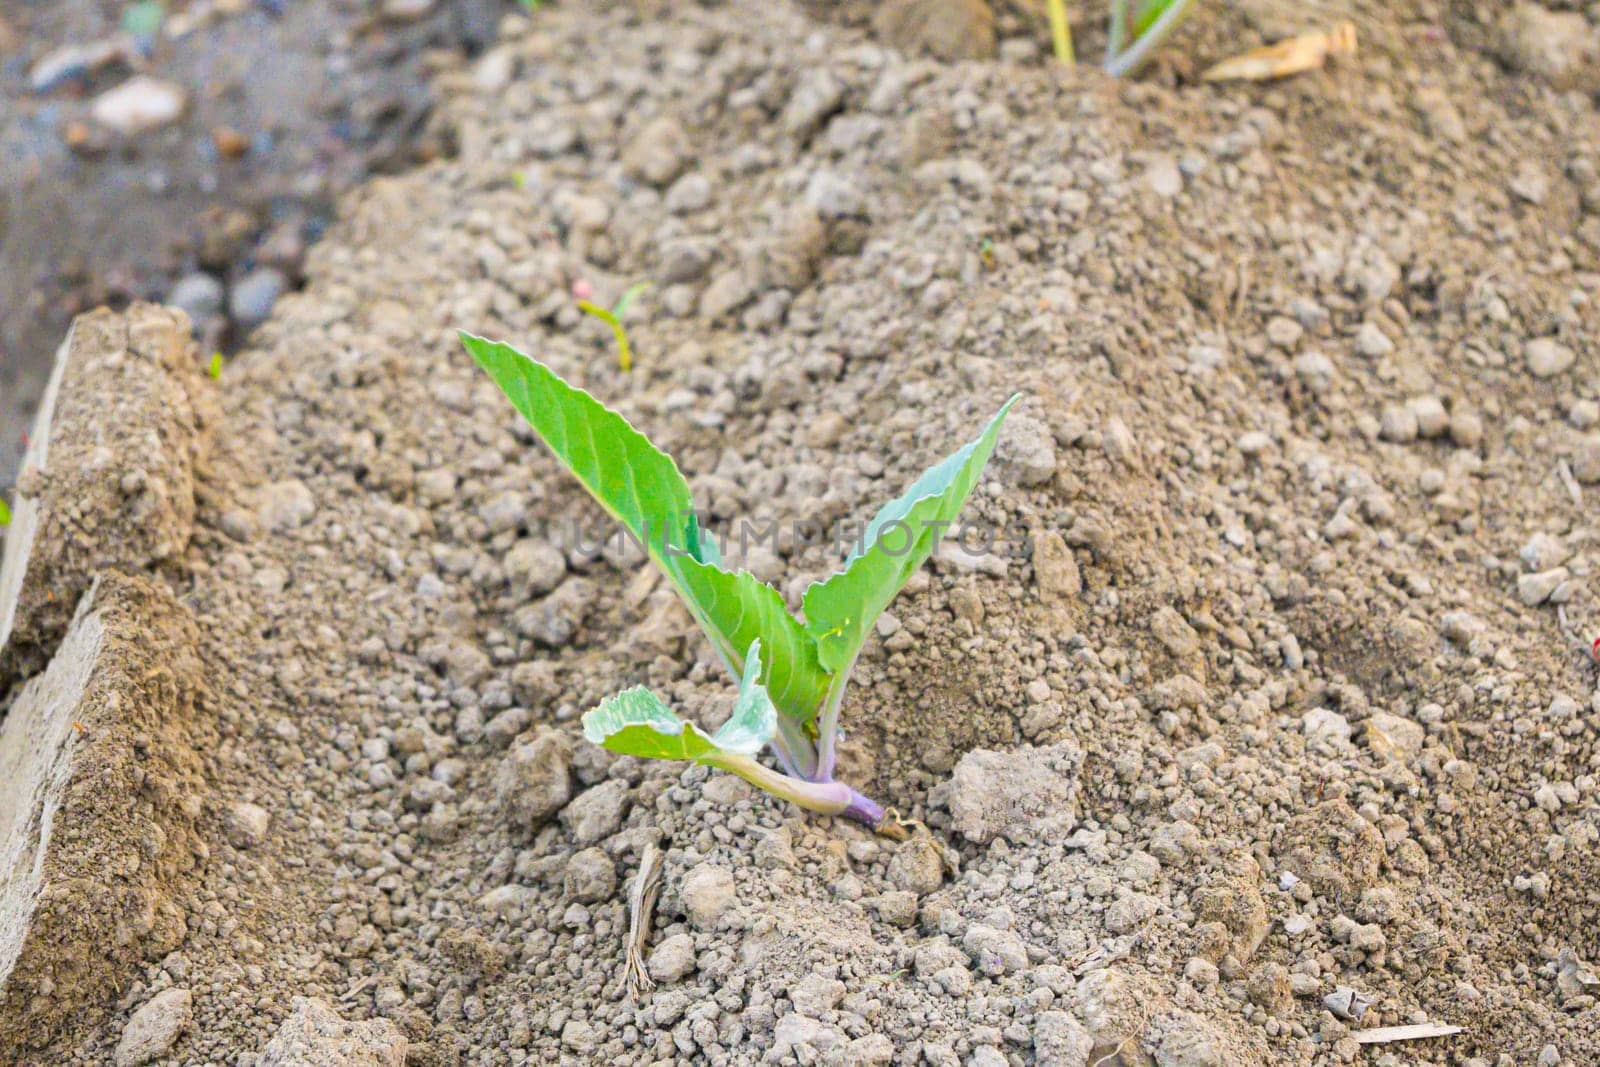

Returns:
577,282,648,372
1044,0,1201,77
460,333,1016,832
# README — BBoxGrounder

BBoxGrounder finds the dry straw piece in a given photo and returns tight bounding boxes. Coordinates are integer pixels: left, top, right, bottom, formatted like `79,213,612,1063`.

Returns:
624,842,665,996
1202,22,1357,82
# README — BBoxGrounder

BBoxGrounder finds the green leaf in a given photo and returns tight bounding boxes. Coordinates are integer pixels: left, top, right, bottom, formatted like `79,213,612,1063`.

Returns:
582,640,777,762
583,686,723,761
675,562,827,720
715,639,778,755
462,332,694,548
802,395,1019,674
460,333,830,722
0,496,10,528
1130,0,1173,36
612,282,649,319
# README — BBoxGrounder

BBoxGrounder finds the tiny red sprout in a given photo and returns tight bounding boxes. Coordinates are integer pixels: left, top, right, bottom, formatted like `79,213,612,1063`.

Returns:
1592,636,1599,663
571,278,595,301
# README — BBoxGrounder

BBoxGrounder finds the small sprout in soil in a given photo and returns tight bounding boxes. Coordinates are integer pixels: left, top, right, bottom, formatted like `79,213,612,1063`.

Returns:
1040,0,1200,76
577,282,648,372
1046,0,1075,65
208,351,224,380
1105,0,1201,78
460,332,1017,831
978,238,996,270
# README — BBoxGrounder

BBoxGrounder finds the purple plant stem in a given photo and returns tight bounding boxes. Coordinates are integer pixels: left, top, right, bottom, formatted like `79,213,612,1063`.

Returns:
841,788,886,828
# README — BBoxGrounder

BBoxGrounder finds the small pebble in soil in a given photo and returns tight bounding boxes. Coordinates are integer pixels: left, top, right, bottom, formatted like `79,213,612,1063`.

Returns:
231,267,290,329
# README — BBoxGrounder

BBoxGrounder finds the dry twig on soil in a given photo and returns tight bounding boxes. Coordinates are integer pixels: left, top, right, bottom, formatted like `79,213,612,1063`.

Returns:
624,842,665,996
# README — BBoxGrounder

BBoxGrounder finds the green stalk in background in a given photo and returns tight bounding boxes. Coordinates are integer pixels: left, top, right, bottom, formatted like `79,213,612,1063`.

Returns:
1046,0,1075,65
1105,0,1201,77
1044,0,1204,77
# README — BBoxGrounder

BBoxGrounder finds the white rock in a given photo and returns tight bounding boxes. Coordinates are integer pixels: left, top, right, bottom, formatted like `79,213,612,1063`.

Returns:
1034,1010,1093,1067
257,996,406,1066
258,479,316,531
937,742,1082,845
1573,437,1600,484
647,933,697,983
1525,338,1575,379
29,39,127,93
1148,1010,1228,1067
1410,396,1449,438
1323,986,1374,1021
1379,404,1419,443
224,801,272,848
962,923,1029,975
1499,3,1600,86
559,778,630,844
1237,431,1271,455
1363,712,1424,763
493,728,572,829
1520,533,1569,572
478,885,535,915
115,988,192,1067
788,972,847,1016
1302,708,1352,744
997,413,1058,486
382,0,437,21
934,540,1008,577
1353,322,1394,358
771,1014,844,1058
1518,567,1569,606
93,76,186,136
473,47,516,92
1145,156,1183,198
680,863,737,929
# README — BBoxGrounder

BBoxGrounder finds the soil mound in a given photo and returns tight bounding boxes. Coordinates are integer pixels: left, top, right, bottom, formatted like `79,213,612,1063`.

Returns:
2,1,1598,1063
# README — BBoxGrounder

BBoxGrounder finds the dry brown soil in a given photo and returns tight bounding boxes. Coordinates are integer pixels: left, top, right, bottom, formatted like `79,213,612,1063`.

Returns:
4,1,1600,1064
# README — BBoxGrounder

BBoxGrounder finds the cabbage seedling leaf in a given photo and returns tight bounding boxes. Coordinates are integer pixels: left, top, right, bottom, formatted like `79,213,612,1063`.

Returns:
582,686,720,761
583,640,777,761
717,638,780,755
461,333,830,723
802,395,1018,675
